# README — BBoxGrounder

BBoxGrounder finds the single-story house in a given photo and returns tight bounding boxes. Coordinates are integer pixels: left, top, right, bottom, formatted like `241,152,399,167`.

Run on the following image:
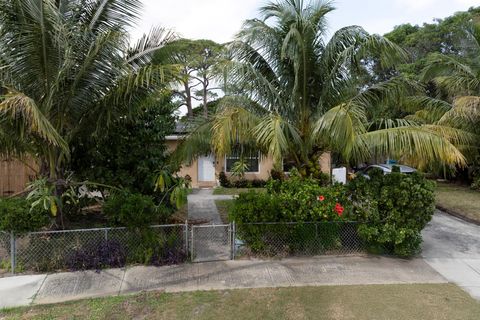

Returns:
166,124,331,188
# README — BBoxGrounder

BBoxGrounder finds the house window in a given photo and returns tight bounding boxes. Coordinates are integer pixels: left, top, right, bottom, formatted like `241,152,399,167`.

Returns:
225,153,260,173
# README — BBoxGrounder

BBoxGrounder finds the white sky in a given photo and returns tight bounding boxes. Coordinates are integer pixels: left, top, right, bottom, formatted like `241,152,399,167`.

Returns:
132,0,480,43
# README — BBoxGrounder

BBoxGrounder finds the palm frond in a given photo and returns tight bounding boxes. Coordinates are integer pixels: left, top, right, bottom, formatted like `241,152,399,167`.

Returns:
254,113,301,163
171,119,213,166
360,126,466,166
211,103,260,156
314,102,367,159
86,0,141,32
0,91,67,150
127,27,177,69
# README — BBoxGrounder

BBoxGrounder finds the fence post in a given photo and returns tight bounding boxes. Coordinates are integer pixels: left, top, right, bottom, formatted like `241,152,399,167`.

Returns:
184,220,188,255
10,231,15,275
231,221,236,260
190,225,194,260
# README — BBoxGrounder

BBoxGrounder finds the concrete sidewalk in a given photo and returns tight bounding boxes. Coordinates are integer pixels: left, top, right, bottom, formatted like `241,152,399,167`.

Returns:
0,256,446,309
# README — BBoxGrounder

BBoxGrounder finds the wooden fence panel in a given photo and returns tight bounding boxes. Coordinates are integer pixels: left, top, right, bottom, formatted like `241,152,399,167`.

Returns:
0,159,37,197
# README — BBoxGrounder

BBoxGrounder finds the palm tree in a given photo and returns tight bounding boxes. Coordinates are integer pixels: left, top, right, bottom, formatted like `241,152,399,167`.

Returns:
404,21,480,171
0,0,177,181
177,0,466,173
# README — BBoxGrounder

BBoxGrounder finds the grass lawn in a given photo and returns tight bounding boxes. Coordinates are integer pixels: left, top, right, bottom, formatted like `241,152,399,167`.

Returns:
1,284,479,320
212,187,265,195
215,199,234,223
436,182,480,223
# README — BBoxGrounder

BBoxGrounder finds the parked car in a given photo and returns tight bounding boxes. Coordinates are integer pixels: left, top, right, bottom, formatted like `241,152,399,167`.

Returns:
358,164,417,179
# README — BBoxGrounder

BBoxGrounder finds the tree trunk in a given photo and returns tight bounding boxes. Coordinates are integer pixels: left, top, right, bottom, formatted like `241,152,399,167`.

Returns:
53,178,65,229
43,152,66,229
184,81,193,119
203,75,209,117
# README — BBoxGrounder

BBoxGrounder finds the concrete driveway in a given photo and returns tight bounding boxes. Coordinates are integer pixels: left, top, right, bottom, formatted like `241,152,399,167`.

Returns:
422,211,480,299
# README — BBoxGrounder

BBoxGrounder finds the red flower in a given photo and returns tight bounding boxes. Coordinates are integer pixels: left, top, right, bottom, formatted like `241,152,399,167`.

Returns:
317,195,325,201
334,203,344,216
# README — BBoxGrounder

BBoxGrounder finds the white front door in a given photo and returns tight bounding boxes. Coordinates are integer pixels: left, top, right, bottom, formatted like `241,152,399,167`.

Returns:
198,155,216,182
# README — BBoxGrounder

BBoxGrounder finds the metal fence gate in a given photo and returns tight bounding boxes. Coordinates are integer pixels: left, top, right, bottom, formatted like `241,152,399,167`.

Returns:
190,224,233,262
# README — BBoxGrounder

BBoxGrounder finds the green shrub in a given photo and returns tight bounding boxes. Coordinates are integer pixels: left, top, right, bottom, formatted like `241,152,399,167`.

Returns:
231,174,351,223
471,176,480,191
119,228,186,265
218,171,231,188
230,174,351,257
229,191,282,223
270,169,285,181
232,179,249,188
251,179,267,188
0,198,50,233
348,170,436,257
103,191,159,228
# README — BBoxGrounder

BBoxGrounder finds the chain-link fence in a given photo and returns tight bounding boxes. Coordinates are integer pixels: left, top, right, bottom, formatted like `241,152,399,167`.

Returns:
0,231,10,271
1,221,367,274
191,224,232,262
234,222,364,259
7,224,187,273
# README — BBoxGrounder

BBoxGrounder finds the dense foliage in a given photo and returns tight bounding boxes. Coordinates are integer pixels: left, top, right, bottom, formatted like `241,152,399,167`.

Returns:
71,101,175,194
230,173,351,223
385,7,480,180
385,7,480,78
103,191,162,228
348,169,436,257
66,240,127,271
230,174,352,256
0,198,49,233
65,232,186,272
178,0,466,177
218,171,266,189
0,0,176,181
229,167,435,257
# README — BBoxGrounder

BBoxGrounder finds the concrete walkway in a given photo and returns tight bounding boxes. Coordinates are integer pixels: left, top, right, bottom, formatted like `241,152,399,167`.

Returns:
0,256,446,308
422,211,480,299
187,189,233,224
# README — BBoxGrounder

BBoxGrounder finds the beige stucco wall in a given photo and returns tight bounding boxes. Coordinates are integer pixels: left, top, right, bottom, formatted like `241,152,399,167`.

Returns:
319,152,331,174
166,138,331,188
166,140,201,187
